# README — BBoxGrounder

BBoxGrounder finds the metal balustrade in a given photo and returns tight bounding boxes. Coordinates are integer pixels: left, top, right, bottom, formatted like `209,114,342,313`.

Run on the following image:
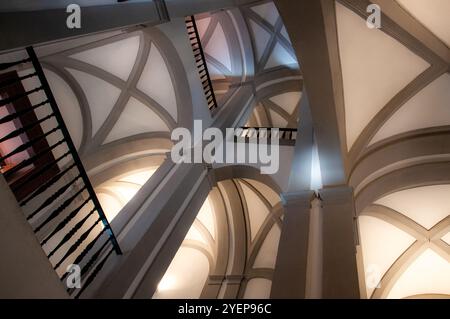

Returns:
185,15,219,112
234,127,298,146
0,47,121,298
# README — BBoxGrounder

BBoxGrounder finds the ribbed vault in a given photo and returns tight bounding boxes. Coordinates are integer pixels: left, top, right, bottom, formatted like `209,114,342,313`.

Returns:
273,0,450,299
331,0,450,299
16,27,192,223
359,184,450,299
153,177,284,299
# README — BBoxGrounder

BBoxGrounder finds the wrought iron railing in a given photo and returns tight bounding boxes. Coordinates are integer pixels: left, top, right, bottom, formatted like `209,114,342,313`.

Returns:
235,127,298,146
0,47,121,298
185,15,219,112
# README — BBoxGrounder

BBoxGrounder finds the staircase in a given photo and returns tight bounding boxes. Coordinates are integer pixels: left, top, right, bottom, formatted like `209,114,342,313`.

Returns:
0,47,121,298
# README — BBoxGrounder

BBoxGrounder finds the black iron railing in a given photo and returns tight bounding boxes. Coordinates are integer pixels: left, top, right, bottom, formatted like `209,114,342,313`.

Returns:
235,127,298,146
0,47,121,298
185,15,219,112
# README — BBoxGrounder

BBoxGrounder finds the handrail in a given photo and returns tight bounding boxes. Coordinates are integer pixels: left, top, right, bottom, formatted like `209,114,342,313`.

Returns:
185,15,219,112
235,127,298,145
0,47,122,298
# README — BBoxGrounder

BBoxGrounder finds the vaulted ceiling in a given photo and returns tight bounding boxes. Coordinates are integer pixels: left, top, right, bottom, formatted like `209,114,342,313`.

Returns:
274,0,450,298
153,196,216,299
243,1,299,73
2,0,448,300
396,0,450,48
360,184,450,299
243,1,302,131
96,167,158,221
45,31,178,149
336,2,430,150
330,0,450,299
194,1,302,130
154,178,283,299
335,1,449,155
15,28,191,219
246,91,301,128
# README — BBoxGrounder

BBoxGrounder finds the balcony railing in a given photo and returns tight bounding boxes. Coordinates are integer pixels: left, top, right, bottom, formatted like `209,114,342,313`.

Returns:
185,15,219,112
0,47,121,298
235,127,298,146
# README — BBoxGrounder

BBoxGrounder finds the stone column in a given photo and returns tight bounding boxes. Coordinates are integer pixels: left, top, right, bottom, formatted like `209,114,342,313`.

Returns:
270,191,314,298
305,196,323,298
319,186,360,299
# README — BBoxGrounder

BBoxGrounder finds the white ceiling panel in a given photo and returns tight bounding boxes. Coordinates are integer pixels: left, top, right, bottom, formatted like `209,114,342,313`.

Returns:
104,97,169,144
359,215,416,298
387,248,450,298
137,43,177,121
204,24,232,71
67,68,121,136
375,185,450,230
270,92,301,115
335,2,429,150
396,0,450,48
371,73,450,145
251,2,279,27
71,36,140,81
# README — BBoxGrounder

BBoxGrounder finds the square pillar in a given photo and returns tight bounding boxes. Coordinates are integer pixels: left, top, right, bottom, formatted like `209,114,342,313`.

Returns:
319,186,360,299
271,191,314,298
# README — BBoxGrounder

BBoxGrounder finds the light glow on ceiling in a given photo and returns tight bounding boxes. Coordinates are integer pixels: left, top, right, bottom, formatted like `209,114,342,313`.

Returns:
396,0,450,47
157,275,177,292
335,2,429,150
359,215,416,298
375,185,450,230
387,248,450,299
96,167,158,220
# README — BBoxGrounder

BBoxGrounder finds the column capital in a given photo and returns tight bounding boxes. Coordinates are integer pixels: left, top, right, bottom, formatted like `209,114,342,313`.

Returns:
319,185,354,206
281,190,315,208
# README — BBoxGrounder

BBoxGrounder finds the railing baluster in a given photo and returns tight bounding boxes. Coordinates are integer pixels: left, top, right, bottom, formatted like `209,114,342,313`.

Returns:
0,113,54,144
0,47,122,298
41,197,91,245
0,86,43,107
53,218,102,270
185,16,218,111
0,72,37,89
27,175,82,220
21,163,76,207
0,100,48,125
0,126,59,163
236,127,298,145
61,229,107,283
74,246,114,298
0,58,31,71
46,207,97,259
5,139,65,180
13,150,70,194
79,236,109,278
27,47,122,256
